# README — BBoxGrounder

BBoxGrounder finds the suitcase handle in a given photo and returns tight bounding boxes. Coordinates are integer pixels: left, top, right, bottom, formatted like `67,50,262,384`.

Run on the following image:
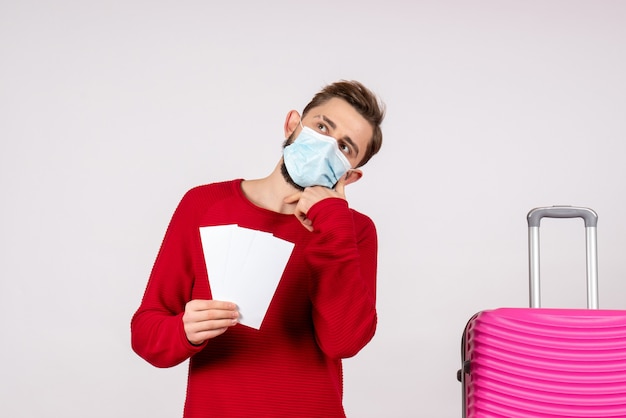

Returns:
526,206,599,309
527,206,598,228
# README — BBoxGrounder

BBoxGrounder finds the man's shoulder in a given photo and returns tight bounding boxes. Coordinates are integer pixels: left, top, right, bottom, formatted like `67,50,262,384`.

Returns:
349,207,377,236
183,179,242,201
173,179,244,217
350,207,374,224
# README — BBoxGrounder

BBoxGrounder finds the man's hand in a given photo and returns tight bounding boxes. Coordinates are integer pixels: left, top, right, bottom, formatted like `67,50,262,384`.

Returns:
284,176,347,232
183,299,239,345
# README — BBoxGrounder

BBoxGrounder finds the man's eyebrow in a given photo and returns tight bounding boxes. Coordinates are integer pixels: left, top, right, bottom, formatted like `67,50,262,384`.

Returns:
320,115,360,156
320,115,337,130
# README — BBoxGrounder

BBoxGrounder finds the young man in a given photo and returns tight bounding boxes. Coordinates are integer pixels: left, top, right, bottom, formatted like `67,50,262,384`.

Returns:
131,80,385,417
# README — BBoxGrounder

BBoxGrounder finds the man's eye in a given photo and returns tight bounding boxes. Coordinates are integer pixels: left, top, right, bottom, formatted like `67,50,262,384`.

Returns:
316,123,328,133
339,142,351,155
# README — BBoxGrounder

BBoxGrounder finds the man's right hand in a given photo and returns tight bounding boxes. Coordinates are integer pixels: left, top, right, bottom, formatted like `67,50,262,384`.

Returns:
183,299,239,345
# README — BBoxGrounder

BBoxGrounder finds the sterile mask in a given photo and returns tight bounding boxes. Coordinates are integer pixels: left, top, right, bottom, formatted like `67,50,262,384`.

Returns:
283,122,352,189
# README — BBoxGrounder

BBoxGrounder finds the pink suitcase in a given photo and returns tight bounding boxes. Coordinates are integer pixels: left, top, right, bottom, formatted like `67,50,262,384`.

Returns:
458,206,626,418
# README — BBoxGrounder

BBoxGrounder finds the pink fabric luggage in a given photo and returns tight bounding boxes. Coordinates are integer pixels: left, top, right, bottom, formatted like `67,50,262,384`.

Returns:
458,206,626,418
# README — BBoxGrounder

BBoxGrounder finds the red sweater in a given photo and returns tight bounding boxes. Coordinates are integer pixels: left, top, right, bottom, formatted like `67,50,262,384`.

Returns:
131,179,377,417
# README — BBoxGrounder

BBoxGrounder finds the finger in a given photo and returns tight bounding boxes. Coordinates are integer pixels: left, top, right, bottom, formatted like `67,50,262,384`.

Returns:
294,210,314,232
194,317,239,331
186,299,209,311
185,312,238,333
192,326,230,342
294,206,309,220
203,307,239,321
188,299,237,312
283,191,302,204
205,300,238,311
187,321,235,344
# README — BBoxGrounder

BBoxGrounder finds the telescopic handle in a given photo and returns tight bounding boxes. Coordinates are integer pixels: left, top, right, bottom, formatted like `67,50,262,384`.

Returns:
527,206,598,228
526,206,599,309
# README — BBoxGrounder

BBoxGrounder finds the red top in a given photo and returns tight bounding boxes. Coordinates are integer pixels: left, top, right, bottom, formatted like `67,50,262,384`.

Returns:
131,179,378,417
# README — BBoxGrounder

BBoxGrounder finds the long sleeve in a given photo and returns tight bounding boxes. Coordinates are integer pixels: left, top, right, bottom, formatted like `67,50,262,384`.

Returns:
131,187,207,368
305,197,378,359
131,180,379,417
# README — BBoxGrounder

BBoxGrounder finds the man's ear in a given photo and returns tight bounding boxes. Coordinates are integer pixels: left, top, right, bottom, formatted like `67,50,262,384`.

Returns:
283,110,301,139
343,168,363,186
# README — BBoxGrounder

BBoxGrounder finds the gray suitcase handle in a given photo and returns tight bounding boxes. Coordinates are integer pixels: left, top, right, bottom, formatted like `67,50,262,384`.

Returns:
526,206,599,309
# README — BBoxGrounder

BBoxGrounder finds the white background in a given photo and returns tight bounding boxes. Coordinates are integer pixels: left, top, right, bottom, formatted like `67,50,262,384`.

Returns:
2,1,626,417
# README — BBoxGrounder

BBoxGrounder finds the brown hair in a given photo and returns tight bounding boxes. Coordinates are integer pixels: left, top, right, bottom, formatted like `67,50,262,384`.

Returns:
302,80,385,167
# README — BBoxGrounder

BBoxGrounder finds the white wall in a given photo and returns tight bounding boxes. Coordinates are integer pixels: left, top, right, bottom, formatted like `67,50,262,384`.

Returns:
2,1,626,417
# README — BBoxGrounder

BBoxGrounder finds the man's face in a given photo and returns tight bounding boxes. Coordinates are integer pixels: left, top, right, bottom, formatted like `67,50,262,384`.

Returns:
286,97,373,169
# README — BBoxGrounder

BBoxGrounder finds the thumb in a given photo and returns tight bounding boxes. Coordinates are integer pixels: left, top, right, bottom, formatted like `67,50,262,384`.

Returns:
284,191,302,204
334,174,347,197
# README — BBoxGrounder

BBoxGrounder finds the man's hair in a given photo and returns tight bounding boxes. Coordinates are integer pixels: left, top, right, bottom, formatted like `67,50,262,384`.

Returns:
302,80,385,167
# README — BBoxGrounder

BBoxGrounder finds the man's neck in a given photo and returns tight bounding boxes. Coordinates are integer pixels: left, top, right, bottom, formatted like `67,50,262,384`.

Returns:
240,162,300,215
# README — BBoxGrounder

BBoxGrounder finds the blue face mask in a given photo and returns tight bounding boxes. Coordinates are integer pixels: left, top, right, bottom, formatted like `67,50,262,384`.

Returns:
283,123,352,188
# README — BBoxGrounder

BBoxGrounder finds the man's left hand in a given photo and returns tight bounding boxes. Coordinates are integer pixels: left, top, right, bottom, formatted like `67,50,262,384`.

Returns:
284,177,347,232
